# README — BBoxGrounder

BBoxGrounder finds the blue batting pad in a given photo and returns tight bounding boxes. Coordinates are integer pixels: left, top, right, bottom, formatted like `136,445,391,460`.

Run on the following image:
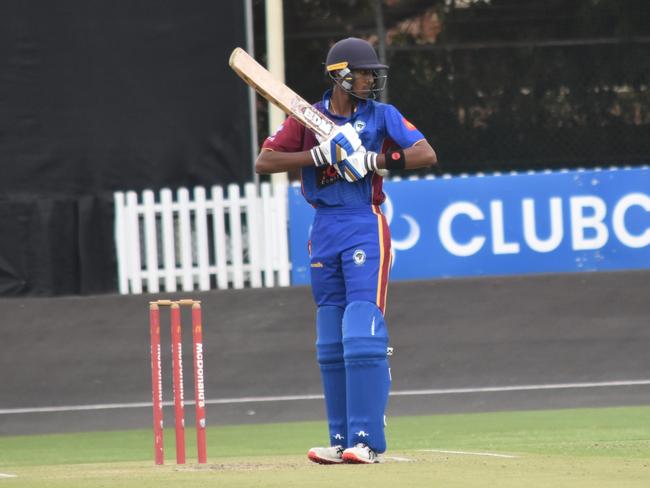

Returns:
316,305,347,446
342,301,390,452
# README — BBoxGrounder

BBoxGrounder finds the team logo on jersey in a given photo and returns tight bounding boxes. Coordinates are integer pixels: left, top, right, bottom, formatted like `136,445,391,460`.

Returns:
353,120,366,132
317,164,342,188
402,117,417,130
353,249,366,266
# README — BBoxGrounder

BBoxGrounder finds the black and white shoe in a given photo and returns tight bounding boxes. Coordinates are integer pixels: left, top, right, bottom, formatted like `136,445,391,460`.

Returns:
342,443,380,464
307,445,344,465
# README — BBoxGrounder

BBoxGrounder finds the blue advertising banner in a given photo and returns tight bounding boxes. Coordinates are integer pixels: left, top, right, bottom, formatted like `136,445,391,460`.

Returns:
288,167,650,285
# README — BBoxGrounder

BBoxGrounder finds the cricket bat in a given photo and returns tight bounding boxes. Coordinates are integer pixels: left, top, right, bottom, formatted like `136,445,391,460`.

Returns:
228,47,388,175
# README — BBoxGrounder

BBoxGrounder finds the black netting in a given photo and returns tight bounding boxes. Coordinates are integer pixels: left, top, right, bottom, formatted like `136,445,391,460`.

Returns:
267,0,650,176
387,41,650,174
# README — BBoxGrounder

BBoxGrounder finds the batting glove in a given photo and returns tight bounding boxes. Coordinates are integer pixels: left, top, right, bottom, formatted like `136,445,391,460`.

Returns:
336,149,379,182
310,123,362,166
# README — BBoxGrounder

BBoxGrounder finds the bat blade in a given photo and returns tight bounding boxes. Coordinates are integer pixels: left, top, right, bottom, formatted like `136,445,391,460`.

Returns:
229,47,388,176
229,47,336,139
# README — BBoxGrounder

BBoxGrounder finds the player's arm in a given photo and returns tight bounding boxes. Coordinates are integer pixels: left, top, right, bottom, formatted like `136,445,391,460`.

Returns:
337,139,437,182
376,106,438,171
255,117,362,174
255,148,315,174
376,139,437,170
339,106,438,181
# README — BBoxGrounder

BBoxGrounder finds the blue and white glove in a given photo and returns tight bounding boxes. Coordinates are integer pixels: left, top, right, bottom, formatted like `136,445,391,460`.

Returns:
310,123,362,166
336,149,379,182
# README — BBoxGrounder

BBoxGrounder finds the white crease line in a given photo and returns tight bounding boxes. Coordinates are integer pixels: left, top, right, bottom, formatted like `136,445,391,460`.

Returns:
383,456,415,462
1,379,649,415
0,473,17,478
420,449,518,459
390,379,650,397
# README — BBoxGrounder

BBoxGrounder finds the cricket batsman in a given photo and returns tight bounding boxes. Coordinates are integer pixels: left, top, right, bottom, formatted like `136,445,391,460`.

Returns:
256,37,437,464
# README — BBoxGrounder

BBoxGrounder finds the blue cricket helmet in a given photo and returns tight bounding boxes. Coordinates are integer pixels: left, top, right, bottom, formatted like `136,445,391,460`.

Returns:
325,37,389,72
325,37,388,100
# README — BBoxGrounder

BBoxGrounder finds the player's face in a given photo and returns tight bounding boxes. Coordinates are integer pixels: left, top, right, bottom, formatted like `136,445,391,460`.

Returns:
351,69,374,97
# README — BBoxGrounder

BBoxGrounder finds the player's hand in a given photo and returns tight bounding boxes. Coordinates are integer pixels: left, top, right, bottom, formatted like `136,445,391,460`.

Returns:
310,123,362,166
336,149,379,182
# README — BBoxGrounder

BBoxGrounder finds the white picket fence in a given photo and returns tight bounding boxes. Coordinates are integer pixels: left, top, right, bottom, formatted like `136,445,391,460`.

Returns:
114,182,290,294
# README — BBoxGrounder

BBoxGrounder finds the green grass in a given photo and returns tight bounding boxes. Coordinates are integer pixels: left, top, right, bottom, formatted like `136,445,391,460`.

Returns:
1,406,649,487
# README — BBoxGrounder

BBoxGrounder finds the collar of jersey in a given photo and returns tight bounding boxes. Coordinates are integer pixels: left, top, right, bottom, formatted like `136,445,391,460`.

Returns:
321,89,369,122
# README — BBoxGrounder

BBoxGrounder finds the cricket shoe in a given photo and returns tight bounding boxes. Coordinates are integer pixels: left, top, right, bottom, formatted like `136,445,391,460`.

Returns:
342,443,380,464
307,445,344,465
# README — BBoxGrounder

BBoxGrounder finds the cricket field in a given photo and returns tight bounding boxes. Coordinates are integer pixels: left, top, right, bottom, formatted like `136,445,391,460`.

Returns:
1,406,648,487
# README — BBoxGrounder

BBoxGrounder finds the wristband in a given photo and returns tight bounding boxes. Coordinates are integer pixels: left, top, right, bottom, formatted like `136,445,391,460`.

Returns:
385,146,405,170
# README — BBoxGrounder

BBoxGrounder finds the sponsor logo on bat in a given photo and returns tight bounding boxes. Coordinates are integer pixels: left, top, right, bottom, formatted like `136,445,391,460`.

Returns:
301,106,334,134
